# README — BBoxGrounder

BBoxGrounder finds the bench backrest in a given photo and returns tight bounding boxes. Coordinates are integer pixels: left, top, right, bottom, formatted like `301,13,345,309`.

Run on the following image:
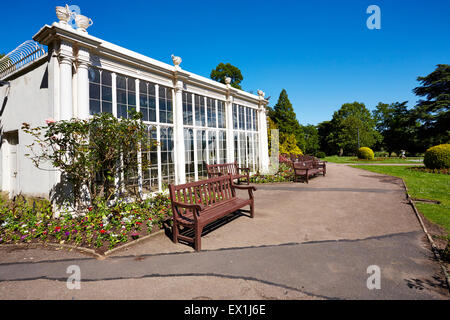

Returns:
169,174,236,210
206,162,238,176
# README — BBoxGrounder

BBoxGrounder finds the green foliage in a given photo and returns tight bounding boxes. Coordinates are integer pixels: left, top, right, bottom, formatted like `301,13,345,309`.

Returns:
357,147,375,160
412,64,450,146
279,133,303,155
315,151,326,159
424,144,450,169
302,124,320,155
326,102,381,155
373,101,423,155
270,89,304,149
210,63,243,89
22,111,155,209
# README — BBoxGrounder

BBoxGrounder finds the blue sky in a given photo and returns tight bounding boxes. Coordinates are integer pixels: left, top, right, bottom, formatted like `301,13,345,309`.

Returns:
2,0,449,125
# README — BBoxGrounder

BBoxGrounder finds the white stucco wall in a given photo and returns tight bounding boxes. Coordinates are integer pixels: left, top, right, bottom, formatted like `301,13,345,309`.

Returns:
0,59,54,198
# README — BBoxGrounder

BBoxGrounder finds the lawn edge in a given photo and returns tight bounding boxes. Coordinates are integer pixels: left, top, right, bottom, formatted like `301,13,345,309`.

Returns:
351,165,450,293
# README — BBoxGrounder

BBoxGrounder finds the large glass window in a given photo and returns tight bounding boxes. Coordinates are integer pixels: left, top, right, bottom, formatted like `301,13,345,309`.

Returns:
89,67,112,115
196,130,207,180
159,86,173,124
182,92,193,125
160,126,175,186
139,81,156,122
207,98,216,128
239,132,247,167
207,131,217,164
218,130,226,164
142,126,158,192
116,75,136,119
184,128,195,182
217,101,226,129
195,95,206,127
238,105,245,130
252,108,258,131
246,107,252,130
233,104,239,129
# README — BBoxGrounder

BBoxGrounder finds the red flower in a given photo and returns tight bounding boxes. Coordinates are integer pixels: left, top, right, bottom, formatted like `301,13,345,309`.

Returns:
54,226,61,232
100,229,106,234
88,206,93,212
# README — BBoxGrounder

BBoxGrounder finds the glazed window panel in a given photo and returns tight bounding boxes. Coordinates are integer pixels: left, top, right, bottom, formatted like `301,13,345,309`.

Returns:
184,128,195,182
252,109,258,131
254,133,259,170
182,92,193,126
217,101,225,129
196,129,207,180
116,74,136,119
218,130,226,164
238,105,245,130
195,95,206,127
139,81,156,122
89,67,112,115
141,126,158,193
159,86,173,124
234,132,239,163
160,126,175,186
246,108,252,130
239,132,247,167
208,130,217,164
207,98,216,128
233,104,238,129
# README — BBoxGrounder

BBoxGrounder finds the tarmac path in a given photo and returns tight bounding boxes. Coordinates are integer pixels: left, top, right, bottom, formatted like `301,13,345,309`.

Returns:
0,163,448,299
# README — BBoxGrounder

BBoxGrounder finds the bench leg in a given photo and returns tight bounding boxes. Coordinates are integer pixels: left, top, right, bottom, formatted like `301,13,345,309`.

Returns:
172,220,179,244
194,224,203,252
250,200,255,218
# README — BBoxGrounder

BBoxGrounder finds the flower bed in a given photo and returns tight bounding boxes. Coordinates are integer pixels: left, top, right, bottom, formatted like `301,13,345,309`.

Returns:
250,161,294,184
409,167,450,175
0,193,172,254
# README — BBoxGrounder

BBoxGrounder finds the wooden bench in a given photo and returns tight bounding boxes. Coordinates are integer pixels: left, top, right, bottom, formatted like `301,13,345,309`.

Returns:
206,162,250,185
290,154,327,177
168,175,256,251
292,160,321,183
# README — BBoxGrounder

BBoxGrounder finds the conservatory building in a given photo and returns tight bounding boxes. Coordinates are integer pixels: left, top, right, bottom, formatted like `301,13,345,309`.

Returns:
0,16,269,199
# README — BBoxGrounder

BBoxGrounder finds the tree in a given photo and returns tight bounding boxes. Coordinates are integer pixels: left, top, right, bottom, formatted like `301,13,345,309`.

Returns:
317,121,333,156
301,124,320,155
279,133,303,155
373,101,423,155
210,63,243,89
270,89,304,149
326,102,381,155
412,64,450,145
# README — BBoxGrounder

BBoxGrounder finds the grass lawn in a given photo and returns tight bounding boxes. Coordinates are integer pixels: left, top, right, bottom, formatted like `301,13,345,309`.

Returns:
324,155,423,164
351,165,450,234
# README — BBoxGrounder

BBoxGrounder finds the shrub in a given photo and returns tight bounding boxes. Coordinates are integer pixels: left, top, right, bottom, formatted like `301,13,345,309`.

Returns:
374,151,388,158
316,151,326,159
357,147,374,160
424,144,450,169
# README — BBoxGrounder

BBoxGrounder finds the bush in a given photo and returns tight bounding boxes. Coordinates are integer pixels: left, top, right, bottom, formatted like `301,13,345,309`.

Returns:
316,151,326,159
357,147,374,160
424,144,450,169
374,151,388,158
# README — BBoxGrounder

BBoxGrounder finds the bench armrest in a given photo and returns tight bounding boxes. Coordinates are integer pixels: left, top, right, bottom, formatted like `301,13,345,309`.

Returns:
237,167,250,174
232,184,256,199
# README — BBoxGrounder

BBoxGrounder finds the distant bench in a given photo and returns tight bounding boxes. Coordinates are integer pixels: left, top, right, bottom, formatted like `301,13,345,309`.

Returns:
206,162,250,185
169,175,256,251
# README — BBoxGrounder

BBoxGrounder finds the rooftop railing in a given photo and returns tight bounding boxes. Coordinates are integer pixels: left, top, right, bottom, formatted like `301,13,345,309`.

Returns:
0,40,47,80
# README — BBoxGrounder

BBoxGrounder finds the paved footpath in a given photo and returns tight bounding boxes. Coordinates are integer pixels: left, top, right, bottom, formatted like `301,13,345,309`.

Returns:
0,163,448,300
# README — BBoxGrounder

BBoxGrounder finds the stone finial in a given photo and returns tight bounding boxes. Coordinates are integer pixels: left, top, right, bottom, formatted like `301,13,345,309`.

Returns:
55,5,71,24
225,77,231,85
257,89,265,98
171,54,182,68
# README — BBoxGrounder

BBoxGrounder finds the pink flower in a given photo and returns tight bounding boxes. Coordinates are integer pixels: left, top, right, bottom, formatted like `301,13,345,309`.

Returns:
45,118,56,125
